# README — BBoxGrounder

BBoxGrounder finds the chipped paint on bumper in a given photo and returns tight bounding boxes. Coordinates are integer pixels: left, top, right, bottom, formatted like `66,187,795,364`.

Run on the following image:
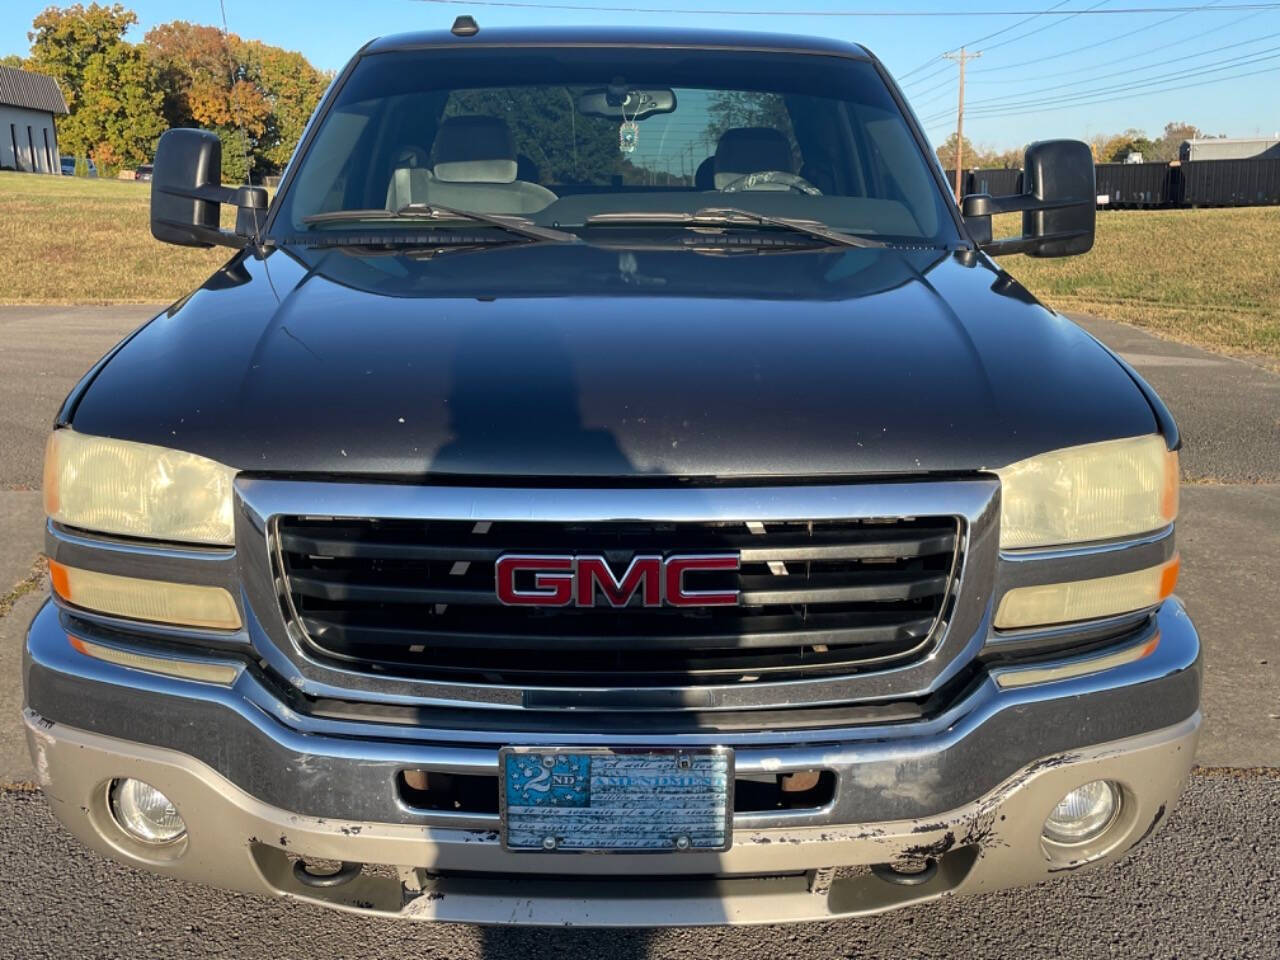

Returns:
23,594,1203,925
25,709,1198,925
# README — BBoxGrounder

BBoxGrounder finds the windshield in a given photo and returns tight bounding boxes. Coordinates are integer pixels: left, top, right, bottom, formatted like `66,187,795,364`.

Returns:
272,46,959,246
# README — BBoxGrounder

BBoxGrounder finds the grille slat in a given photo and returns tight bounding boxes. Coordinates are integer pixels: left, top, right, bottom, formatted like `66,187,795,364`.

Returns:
289,573,500,606
738,572,948,605
298,612,938,652
276,515,961,687
287,568,949,608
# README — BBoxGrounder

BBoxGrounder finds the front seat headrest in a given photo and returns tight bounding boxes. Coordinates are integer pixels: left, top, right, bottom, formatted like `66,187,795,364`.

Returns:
694,156,715,190
433,116,518,184
714,127,793,189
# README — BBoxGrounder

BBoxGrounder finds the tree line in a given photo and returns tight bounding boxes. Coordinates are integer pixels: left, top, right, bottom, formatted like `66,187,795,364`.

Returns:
1,3,331,180
935,121,1218,172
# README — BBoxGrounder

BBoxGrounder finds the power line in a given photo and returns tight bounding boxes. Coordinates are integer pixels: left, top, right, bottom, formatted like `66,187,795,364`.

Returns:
216,0,254,186
917,41,1280,120
413,0,1280,16
951,0,1077,49
977,0,1112,55
903,75,958,106
902,0,1096,126
894,0,1087,83
899,0,1093,93
922,46,1280,121
958,43,1280,113
935,61,1278,122
962,29,1280,105
967,0,1233,73
901,62,953,90
913,0,1272,132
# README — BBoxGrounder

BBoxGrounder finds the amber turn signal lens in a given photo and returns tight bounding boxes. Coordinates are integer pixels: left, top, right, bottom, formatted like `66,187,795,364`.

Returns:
994,555,1179,630
49,560,241,630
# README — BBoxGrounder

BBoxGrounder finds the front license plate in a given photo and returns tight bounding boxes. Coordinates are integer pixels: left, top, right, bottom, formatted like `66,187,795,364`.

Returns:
500,747,733,853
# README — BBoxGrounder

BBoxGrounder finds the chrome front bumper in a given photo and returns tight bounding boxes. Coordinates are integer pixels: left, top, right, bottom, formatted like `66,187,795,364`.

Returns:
24,596,1201,925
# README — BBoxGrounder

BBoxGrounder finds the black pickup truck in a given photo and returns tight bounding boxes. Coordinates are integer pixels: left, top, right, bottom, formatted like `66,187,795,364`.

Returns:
25,21,1198,926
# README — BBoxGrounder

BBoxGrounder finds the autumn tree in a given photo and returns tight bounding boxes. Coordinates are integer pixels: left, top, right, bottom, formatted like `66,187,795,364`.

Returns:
25,3,164,172
240,41,329,172
1108,134,1157,163
144,21,265,181
27,2,135,112
935,132,979,171
0,54,25,68
984,146,1023,170
1153,121,1202,162
145,20,326,181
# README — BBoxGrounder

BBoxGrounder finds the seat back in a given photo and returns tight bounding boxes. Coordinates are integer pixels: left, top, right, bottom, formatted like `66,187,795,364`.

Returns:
714,127,794,190
386,116,555,214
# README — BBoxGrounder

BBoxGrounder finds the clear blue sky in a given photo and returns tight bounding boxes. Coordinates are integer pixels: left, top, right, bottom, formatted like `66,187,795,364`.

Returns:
4,0,1278,150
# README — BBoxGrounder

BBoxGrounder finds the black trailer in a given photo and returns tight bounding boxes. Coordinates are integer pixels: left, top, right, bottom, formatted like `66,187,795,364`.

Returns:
1094,162,1176,208
1180,158,1280,207
966,168,1022,197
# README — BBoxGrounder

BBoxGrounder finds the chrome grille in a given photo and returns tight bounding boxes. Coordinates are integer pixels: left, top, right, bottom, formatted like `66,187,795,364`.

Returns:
276,515,961,686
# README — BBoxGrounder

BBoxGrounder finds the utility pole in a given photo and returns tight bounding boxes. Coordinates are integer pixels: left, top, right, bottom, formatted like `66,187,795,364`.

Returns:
942,47,981,202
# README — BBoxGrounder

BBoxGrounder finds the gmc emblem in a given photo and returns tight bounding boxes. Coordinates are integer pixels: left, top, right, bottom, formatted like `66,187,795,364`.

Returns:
495,554,740,608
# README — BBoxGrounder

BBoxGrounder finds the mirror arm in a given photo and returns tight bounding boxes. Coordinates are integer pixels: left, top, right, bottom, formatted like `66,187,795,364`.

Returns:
961,191,1092,218
153,183,269,247
151,219,248,248
977,228,1092,258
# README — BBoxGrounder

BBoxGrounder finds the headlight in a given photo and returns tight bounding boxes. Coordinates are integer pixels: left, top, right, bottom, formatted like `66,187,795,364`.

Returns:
995,435,1178,550
43,429,236,545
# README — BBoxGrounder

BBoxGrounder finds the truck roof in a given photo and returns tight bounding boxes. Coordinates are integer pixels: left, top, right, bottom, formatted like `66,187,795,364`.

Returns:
363,25,871,61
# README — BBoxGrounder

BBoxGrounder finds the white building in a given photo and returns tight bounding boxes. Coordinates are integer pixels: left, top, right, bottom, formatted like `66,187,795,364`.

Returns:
0,65,68,174
1180,137,1280,163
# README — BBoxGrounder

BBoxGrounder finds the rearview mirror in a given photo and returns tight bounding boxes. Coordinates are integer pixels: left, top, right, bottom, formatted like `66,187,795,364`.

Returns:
576,87,677,121
962,139,1095,258
150,128,268,248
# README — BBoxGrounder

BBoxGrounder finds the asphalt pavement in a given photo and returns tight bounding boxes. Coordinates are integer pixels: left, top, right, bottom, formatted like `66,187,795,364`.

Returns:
0,304,159,491
1,772,1276,959
1,304,1277,957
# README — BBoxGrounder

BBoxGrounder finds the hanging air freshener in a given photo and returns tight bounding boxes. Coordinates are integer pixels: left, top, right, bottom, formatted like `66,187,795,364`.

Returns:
618,93,639,154
619,121,639,154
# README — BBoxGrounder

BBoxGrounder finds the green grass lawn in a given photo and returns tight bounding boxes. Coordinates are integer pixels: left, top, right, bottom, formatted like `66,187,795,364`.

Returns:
2,171,1277,365
993,206,1280,367
0,172,229,304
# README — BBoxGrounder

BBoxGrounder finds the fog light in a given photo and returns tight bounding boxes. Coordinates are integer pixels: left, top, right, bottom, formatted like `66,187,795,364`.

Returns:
110,779,186,844
1043,780,1119,844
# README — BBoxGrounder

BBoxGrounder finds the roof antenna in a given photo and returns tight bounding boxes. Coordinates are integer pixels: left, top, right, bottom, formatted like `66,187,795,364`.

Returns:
451,15,479,37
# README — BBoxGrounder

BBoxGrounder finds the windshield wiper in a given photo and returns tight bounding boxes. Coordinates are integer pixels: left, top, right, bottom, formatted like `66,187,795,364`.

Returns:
301,204,577,244
583,207,888,249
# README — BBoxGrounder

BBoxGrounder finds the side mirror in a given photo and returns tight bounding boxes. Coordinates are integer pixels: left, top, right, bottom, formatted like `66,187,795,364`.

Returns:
961,139,1095,258
150,129,268,248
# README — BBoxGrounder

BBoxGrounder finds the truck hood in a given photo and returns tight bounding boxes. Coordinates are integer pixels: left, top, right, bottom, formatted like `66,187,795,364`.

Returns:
70,242,1155,479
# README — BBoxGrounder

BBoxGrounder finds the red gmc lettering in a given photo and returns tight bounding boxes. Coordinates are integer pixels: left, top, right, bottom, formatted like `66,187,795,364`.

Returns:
575,555,662,607
663,554,741,607
495,553,739,607
494,554,574,606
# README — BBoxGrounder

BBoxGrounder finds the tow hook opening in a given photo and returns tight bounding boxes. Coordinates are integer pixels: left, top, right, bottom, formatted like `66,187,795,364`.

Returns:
871,858,939,887
397,770,499,814
735,770,837,812
292,858,363,888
